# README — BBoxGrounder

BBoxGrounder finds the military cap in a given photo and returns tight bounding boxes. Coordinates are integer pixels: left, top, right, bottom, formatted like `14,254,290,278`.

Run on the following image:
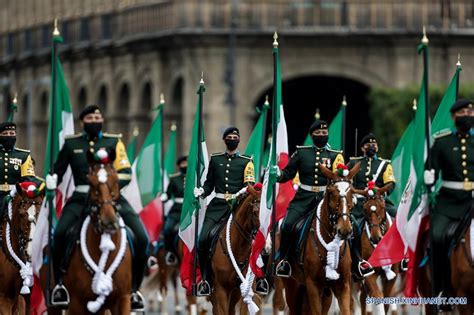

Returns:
309,120,328,134
450,99,473,113
79,105,102,120
360,133,377,147
176,155,188,165
222,127,240,139
0,122,16,133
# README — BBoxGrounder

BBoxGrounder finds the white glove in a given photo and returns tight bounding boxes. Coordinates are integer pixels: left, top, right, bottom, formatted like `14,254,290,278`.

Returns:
272,165,281,177
424,169,435,185
194,187,204,198
160,193,168,202
235,186,248,198
46,174,58,190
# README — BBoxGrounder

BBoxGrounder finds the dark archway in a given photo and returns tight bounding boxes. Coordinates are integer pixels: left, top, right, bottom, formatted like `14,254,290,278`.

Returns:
254,75,370,158
77,87,87,111
40,91,49,121
141,82,152,119
98,85,108,114
119,83,130,112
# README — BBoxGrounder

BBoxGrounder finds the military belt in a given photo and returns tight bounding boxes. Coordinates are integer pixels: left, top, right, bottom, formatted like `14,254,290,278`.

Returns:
174,197,184,204
215,193,237,201
75,185,90,193
299,184,326,193
0,184,14,192
442,180,474,191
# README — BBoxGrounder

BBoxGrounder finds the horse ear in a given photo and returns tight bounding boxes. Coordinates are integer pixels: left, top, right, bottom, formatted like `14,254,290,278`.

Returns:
319,164,337,181
377,182,393,196
352,188,367,197
347,162,361,180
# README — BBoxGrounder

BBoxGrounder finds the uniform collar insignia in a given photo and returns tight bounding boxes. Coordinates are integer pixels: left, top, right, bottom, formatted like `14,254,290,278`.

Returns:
225,150,240,157
82,131,103,140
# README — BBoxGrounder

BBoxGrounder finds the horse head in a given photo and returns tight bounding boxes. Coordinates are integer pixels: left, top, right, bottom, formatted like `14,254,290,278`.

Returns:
86,148,120,234
353,182,393,244
234,183,262,237
12,181,44,259
320,162,360,240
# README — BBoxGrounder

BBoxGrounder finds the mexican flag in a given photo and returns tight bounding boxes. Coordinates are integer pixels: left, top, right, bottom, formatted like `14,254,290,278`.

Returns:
31,31,75,313
303,98,345,150
122,102,164,241
163,123,177,216
250,35,295,277
127,126,139,163
179,81,211,293
245,98,270,182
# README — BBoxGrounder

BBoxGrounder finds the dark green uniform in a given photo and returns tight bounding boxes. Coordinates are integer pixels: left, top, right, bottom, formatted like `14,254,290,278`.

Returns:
348,156,396,227
277,145,344,260
0,146,36,219
430,128,474,294
161,172,185,253
198,152,254,280
53,132,149,291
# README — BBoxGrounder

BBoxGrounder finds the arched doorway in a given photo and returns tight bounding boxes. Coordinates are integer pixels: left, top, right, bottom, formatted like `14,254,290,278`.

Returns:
77,87,87,110
97,85,108,114
254,75,370,158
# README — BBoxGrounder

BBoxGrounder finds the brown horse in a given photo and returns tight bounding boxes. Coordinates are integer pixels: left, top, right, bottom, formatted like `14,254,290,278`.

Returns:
355,183,399,315
450,213,474,315
42,149,133,314
209,184,261,315
283,163,360,315
0,182,44,315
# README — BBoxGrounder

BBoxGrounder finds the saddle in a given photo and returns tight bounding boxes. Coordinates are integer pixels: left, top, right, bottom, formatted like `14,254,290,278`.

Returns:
448,208,474,257
295,210,317,265
206,215,230,262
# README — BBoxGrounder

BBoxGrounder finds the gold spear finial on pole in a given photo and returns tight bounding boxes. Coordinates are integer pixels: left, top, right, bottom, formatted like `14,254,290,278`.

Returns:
132,126,139,137
315,108,320,120
160,93,165,104
13,93,17,105
342,95,347,106
200,72,204,85
264,95,269,105
412,98,417,111
171,121,177,131
273,32,279,48
421,26,429,45
457,53,461,67
53,19,60,36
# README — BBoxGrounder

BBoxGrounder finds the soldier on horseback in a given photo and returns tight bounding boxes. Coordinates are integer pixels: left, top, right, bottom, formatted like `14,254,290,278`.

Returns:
47,105,149,310
274,120,344,277
0,122,38,222
193,127,257,296
424,99,474,308
159,155,187,265
348,133,397,279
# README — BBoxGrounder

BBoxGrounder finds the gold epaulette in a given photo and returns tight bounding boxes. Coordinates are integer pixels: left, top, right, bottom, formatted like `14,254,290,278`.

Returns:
14,147,30,153
103,132,123,138
296,145,312,149
169,172,180,178
350,156,363,160
433,129,452,139
211,152,224,156
327,148,343,153
240,154,252,160
65,133,82,139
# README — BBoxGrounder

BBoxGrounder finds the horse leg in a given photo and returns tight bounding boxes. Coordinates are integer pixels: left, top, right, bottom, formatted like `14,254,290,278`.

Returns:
321,287,333,315
187,295,198,315
332,281,352,315
171,271,183,313
110,294,131,315
383,276,398,315
15,296,25,315
272,277,286,315
305,279,323,315
68,298,89,315
210,285,229,315
0,297,14,314
363,274,384,315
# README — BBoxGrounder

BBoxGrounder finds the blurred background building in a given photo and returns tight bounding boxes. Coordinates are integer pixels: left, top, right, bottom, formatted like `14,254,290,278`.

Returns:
0,0,473,172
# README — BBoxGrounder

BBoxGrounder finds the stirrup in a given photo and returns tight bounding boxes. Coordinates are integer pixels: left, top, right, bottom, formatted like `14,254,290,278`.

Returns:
165,252,178,266
358,260,375,278
401,258,409,271
51,284,70,306
255,278,269,295
197,280,211,296
275,260,292,278
131,291,146,311
147,256,159,271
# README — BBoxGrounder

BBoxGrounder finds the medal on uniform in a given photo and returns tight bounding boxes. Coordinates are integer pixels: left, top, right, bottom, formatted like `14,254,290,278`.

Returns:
14,165,18,170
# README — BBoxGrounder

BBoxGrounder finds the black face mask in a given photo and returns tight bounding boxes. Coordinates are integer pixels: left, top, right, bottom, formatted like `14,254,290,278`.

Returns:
455,116,474,133
365,145,377,158
179,166,187,174
312,135,328,148
0,136,16,151
225,139,240,151
83,122,103,137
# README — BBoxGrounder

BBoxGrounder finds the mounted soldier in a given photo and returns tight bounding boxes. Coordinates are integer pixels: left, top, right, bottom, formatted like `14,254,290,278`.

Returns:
347,133,396,279
424,99,474,306
274,120,344,277
47,105,149,310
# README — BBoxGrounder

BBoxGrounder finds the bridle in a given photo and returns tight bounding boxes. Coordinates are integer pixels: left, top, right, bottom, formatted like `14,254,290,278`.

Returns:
364,195,388,236
325,179,353,228
231,194,260,243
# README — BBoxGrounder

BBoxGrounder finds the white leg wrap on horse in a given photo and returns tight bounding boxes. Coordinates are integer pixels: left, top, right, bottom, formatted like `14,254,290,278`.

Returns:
316,200,343,280
6,197,34,294
382,264,396,281
80,216,128,313
373,303,385,315
226,214,259,315
190,303,197,315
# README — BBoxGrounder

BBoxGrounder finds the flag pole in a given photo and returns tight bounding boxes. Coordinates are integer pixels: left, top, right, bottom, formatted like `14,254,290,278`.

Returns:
192,74,205,296
160,93,165,193
271,32,278,276
258,96,270,182
354,128,358,157
342,96,347,156
46,19,60,306
456,54,461,100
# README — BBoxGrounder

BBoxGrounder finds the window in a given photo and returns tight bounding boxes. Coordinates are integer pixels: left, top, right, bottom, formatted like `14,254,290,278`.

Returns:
24,29,32,52
80,18,90,41
61,21,69,43
6,33,14,55
41,25,49,48
101,15,112,39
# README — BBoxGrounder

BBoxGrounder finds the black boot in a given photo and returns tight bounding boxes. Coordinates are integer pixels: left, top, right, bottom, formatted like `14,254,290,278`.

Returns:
131,253,147,310
51,241,70,307
275,229,291,277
